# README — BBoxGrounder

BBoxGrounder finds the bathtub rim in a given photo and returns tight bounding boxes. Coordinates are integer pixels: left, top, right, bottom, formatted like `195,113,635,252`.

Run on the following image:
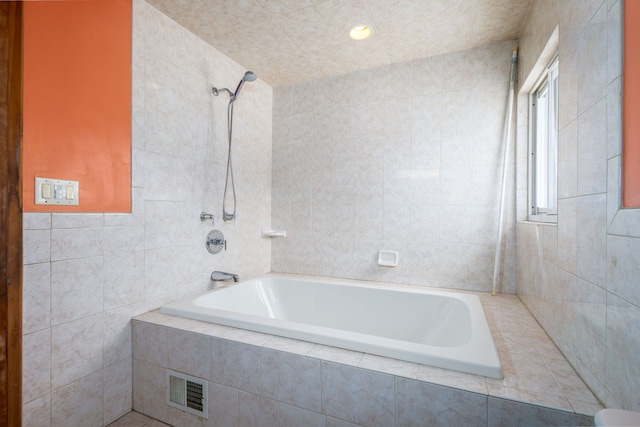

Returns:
161,274,503,379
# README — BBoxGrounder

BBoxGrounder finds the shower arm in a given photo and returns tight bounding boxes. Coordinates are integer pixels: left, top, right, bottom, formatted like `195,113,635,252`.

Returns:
212,87,234,98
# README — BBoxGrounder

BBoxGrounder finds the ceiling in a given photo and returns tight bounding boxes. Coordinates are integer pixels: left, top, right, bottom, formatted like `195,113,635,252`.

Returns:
147,0,533,86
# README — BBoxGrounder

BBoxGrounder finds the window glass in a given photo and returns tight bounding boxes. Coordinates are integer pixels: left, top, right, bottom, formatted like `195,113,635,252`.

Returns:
529,56,558,221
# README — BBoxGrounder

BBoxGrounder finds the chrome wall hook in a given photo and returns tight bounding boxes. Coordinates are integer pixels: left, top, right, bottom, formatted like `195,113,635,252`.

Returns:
200,212,214,222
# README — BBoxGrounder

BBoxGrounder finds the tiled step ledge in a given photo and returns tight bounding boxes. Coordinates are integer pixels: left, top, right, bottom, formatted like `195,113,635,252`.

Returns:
132,291,600,426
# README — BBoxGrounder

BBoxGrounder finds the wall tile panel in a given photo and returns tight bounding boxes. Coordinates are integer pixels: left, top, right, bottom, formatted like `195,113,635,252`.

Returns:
272,40,518,293
51,314,104,390
51,372,104,427
321,361,394,427
395,378,487,427
22,262,51,334
516,0,640,411
260,349,322,412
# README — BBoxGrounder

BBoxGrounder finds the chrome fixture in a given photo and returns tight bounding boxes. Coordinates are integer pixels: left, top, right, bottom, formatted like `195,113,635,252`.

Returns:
211,71,258,222
211,271,239,283
206,229,226,254
211,87,233,97
200,211,214,222
212,71,257,102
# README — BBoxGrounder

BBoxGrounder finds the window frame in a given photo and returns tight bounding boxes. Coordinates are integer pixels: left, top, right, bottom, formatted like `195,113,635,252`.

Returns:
528,54,559,222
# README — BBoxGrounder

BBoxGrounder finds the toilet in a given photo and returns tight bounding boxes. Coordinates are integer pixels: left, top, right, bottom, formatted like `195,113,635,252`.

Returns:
594,409,640,426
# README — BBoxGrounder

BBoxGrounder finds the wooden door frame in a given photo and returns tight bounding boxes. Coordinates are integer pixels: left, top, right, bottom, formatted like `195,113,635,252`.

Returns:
0,2,23,425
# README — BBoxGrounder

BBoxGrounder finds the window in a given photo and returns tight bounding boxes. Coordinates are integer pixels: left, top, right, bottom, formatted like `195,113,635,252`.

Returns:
529,55,558,221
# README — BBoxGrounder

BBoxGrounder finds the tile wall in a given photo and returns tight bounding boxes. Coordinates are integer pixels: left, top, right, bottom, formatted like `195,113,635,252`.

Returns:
20,0,640,423
516,0,640,411
21,1,272,425
271,40,518,293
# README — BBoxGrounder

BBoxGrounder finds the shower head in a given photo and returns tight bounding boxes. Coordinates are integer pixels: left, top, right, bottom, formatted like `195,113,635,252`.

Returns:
212,71,257,102
242,71,257,82
232,71,257,101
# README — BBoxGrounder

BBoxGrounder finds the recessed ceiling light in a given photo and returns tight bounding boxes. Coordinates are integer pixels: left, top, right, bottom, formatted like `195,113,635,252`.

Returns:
349,25,372,40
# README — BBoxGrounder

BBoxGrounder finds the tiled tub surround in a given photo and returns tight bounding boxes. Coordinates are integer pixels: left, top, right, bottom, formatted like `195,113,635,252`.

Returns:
133,282,600,427
516,0,640,411
271,39,518,295
21,1,272,425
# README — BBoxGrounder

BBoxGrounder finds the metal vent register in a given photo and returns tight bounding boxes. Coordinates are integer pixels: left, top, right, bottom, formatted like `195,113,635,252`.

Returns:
165,370,208,418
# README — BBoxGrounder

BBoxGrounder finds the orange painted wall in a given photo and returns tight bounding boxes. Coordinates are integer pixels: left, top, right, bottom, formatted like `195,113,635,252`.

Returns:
23,0,132,212
623,0,640,207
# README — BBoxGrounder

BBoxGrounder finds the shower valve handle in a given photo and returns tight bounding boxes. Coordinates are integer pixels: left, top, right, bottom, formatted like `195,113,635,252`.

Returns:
208,238,226,250
205,229,227,254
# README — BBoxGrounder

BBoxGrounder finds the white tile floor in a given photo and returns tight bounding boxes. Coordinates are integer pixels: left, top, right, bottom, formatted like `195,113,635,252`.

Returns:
107,411,169,427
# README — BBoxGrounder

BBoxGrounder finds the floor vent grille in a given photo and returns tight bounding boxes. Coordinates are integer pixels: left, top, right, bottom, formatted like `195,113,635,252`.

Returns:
165,369,208,418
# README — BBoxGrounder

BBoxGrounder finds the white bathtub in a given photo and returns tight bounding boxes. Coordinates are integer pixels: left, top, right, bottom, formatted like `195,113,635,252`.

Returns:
161,275,503,379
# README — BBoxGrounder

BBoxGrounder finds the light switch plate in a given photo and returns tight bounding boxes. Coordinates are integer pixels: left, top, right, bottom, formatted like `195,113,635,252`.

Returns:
35,177,79,206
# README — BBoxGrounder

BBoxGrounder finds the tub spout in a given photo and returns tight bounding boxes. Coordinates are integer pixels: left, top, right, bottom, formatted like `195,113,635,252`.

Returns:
211,271,239,283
